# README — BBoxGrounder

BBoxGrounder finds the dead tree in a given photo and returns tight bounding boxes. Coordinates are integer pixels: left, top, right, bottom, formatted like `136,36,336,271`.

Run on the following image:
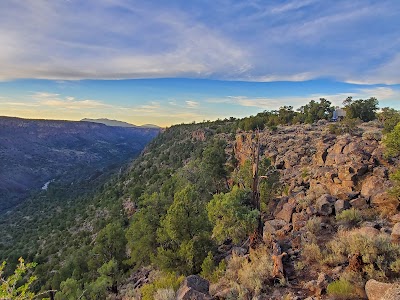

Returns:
249,130,264,248
271,240,287,279
272,252,288,278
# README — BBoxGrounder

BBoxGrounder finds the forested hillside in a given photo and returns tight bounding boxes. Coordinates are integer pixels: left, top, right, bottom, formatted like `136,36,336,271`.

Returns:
1,98,400,300
0,117,160,212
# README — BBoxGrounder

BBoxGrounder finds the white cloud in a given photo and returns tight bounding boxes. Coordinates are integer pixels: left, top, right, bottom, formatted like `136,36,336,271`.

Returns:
0,1,399,84
207,87,400,110
31,92,110,109
185,100,199,108
271,0,317,14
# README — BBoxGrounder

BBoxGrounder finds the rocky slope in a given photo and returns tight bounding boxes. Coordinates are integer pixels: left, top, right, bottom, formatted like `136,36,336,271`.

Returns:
207,120,400,299
0,116,160,212
133,120,399,300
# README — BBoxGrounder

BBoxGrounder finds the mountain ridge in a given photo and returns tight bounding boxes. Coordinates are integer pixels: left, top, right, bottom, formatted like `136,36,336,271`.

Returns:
81,117,160,129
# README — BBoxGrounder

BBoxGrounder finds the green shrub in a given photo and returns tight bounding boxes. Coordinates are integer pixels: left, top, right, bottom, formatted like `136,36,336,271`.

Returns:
328,118,361,135
327,278,357,299
324,229,400,277
336,208,362,226
207,187,259,244
141,272,184,300
383,122,400,158
200,252,215,280
0,258,47,300
390,257,400,273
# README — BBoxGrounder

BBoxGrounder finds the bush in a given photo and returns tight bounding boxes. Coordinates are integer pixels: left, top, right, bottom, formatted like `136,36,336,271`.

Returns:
328,118,361,135
327,278,357,299
154,289,175,300
302,243,322,264
201,252,215,281
343,97,379,122
141,272,184,300
219,246,273,297
324,229,400,278
383,122,400,158
0,258,47,300
336,208,362,226
207,187,259,244
305,216,322,234
390,257,400,273
378,107,400,133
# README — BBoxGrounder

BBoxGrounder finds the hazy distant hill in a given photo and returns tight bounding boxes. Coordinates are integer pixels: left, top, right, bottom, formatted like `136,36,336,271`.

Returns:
0,116,160,212
81,118,160,129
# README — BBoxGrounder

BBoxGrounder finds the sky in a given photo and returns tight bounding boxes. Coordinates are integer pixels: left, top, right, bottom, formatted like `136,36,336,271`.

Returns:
0,0,400,126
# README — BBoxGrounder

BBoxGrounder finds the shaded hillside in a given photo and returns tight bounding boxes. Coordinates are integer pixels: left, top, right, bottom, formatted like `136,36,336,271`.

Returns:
0,116,159,212
81,118,137,128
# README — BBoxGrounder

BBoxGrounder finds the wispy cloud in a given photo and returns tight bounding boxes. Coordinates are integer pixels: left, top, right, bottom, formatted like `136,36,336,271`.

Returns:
207,87,400,111
185,100,199,108
31,92,110,109
0,1,398,83
271,0,317,14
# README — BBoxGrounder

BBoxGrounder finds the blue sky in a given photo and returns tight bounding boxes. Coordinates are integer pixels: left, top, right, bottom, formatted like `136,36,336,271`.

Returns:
0,0,400,126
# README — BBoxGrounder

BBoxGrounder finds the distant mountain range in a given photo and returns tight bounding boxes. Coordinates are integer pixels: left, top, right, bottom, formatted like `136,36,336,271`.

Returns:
81,118,160,129
0,116,160,212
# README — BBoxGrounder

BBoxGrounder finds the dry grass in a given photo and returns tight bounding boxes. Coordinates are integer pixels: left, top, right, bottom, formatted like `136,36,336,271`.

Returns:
305,216,322,234
153,288,175,300
215,246,274,298
302,243,322,264
323,229,400,279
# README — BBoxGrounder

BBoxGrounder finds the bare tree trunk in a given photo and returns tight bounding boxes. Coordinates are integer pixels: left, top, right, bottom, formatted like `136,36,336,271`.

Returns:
250,130,263,248
272,252,287,278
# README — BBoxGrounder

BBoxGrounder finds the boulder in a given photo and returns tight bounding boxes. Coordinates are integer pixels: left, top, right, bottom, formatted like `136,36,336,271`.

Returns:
176,275,213,300
316,194,335,216
276,203,295,223
335,199,350,214
361,176,385,198
355,226,381,237
391,223,400,242
373,166,388,179
292,211,309,231
337,165,357,182
273,197,289,217
350,197,369,209
304,273,331,297
309,181,330,198
231,247,247,256
266,219,287,229
390,213,400,223
365,279,400,300
314,140,331,166
371,192,398,211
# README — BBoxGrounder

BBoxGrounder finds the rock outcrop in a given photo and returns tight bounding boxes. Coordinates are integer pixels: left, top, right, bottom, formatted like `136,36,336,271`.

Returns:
233,123,399,217
177,275,213,300
365,279,400,300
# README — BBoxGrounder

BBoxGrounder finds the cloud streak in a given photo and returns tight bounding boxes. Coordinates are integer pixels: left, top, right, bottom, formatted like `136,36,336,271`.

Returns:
0,1,398,83
207,86,400,111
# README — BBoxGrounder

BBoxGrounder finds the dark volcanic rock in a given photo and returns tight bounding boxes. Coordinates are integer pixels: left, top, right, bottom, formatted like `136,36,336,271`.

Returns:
176,275,213,300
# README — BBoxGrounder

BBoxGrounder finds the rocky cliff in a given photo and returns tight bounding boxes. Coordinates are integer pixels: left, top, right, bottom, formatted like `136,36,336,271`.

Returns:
220,120,400,299
234,121,398,217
